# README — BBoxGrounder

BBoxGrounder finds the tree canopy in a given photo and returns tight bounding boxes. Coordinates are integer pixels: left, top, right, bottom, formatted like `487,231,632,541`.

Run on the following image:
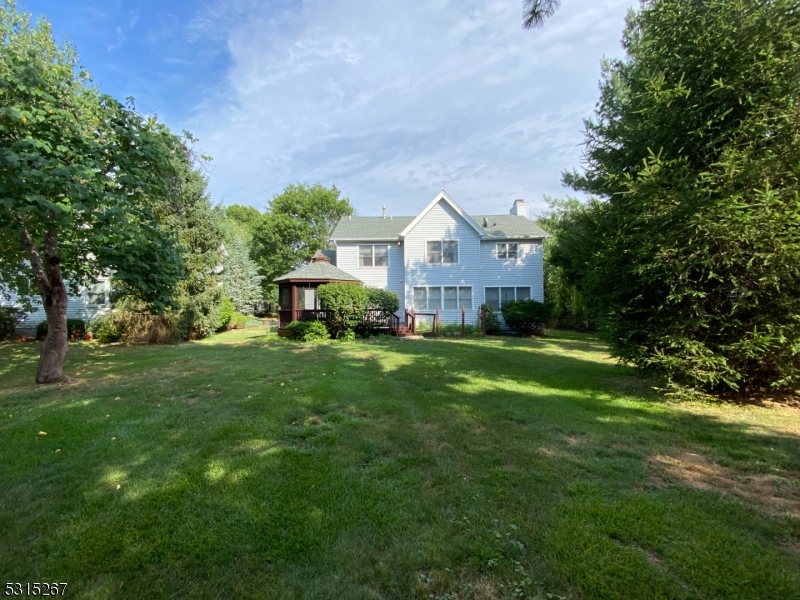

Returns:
0,1,188,381
553,0,800,394
250,183,354,293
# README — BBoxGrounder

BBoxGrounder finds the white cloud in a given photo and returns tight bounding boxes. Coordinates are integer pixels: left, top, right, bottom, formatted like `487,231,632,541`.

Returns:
186,0,636,216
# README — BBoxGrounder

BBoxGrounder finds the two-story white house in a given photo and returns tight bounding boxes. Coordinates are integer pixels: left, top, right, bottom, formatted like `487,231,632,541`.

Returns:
319,190,548,327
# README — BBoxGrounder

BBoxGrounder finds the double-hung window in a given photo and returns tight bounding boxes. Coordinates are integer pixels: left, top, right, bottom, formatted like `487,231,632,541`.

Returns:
426,240,458,264
358,245,389,267
414,286,473,310
484,286,531,311
496,243,518,260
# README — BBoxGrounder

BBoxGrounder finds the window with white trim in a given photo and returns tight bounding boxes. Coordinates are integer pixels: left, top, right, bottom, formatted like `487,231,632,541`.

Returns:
484,286,531,311
358,244,389,267
426,240,458,264
414,286,472,310
496,243,518,260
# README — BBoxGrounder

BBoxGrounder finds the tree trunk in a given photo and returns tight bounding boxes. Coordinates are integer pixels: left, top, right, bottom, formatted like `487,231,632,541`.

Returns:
21,228,70,384
37,274,70,384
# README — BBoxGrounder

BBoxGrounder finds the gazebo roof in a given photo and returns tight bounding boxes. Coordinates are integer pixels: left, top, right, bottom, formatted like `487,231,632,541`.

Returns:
273,251,362,283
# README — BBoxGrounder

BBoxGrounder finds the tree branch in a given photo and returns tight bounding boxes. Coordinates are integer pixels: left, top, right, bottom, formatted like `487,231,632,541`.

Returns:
20,227,52,295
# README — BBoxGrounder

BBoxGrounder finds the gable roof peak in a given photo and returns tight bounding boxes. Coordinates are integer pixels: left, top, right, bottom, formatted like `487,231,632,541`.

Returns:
399,191,485,238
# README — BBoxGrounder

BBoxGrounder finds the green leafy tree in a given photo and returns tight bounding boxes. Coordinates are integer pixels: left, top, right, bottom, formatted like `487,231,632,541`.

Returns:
222,237,263,314
558,0,800,393
220,204,262,245
250,183,355,298
0,2,184,382
316,283,369,339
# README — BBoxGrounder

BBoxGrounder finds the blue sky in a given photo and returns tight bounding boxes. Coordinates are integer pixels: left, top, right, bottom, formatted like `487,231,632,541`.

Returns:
23,0,636,217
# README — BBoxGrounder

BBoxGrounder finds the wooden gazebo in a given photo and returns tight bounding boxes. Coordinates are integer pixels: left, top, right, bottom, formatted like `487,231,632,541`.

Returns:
273,251,363,333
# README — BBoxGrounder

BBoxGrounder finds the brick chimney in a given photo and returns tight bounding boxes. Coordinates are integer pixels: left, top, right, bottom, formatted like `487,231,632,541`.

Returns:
510,199,528,219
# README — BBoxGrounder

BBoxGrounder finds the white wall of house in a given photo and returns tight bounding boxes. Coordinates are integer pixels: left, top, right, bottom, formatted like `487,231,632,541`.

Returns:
335,241,405,307
403,200,483,324
479,240,544,304
1,278,112,332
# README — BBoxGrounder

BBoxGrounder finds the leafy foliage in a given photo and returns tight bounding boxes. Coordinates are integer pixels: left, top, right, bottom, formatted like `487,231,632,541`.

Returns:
501,299,552,336
218,296,235,330
227,312,248,330
535,197,597,331
222,238,263,314
316,283,369,339
480,304,502,335
89,299,175,344
35,318,86,340
0,2,186,380
557,0,800,393
0,305,23,339
285,320,329,342
250,183,354,298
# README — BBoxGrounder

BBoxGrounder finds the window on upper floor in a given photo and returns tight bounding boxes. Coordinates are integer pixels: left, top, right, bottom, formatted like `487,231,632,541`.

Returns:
427,240,458,264
358,245,389,267
484,286,531,311
496,243,518,260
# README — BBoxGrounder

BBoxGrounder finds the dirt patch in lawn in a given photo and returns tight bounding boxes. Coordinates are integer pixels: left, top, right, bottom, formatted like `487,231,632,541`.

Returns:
649,452,800,519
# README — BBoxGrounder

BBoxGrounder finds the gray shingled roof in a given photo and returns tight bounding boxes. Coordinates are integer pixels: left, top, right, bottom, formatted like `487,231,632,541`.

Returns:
273,262,361,283
330,216,414,240
330,214,548,240
473,215,550,239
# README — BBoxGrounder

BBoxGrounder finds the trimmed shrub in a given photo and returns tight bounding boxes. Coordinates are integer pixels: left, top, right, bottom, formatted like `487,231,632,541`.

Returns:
35,318,87,340
501,299,552,336
480,304,502,335
89,313,124,343
286,320,329,342
0,306,24,340
219,296,235,330
317,283,370,339
227,312,248,329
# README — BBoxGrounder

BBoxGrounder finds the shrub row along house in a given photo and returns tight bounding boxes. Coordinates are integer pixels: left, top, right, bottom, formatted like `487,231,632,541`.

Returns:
274,191,548,332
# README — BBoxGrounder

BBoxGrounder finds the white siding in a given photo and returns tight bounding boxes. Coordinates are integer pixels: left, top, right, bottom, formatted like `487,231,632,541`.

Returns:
335,242,405,309
403,200,482,324
480,240,544,303
1,279,112,332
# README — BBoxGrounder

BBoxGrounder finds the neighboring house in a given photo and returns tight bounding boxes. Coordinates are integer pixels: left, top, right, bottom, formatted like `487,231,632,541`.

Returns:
1,278,113,334
273,190,548,329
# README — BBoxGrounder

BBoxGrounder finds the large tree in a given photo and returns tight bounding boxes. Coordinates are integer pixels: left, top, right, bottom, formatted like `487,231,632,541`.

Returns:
0,2,185,382
250,183,354,295
557,0,800,393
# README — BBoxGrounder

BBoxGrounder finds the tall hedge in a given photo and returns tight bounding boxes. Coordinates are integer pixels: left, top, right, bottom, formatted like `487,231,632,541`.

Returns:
557,0,800,394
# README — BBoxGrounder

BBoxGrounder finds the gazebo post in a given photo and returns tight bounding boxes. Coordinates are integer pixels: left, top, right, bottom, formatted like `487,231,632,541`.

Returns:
291,284,298,322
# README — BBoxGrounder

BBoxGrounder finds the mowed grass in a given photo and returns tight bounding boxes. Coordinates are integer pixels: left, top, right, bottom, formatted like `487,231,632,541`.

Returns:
0,329,798,600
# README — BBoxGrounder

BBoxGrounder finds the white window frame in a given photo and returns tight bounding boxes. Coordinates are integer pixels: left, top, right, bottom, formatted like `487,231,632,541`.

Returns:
358,244,390,268
425,240,459,265
483,286,532,310
414,286,473,311
496,242,519,260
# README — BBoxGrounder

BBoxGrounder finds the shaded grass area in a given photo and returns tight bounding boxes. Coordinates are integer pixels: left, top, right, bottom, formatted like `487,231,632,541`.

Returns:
1,330,798,599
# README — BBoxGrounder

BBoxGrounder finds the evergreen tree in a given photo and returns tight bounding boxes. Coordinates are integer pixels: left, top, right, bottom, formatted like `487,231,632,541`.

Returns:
222,237,263,314
557,0,800,394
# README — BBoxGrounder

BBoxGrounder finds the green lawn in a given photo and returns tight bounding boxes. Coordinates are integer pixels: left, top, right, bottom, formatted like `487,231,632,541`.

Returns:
1,329,798,599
